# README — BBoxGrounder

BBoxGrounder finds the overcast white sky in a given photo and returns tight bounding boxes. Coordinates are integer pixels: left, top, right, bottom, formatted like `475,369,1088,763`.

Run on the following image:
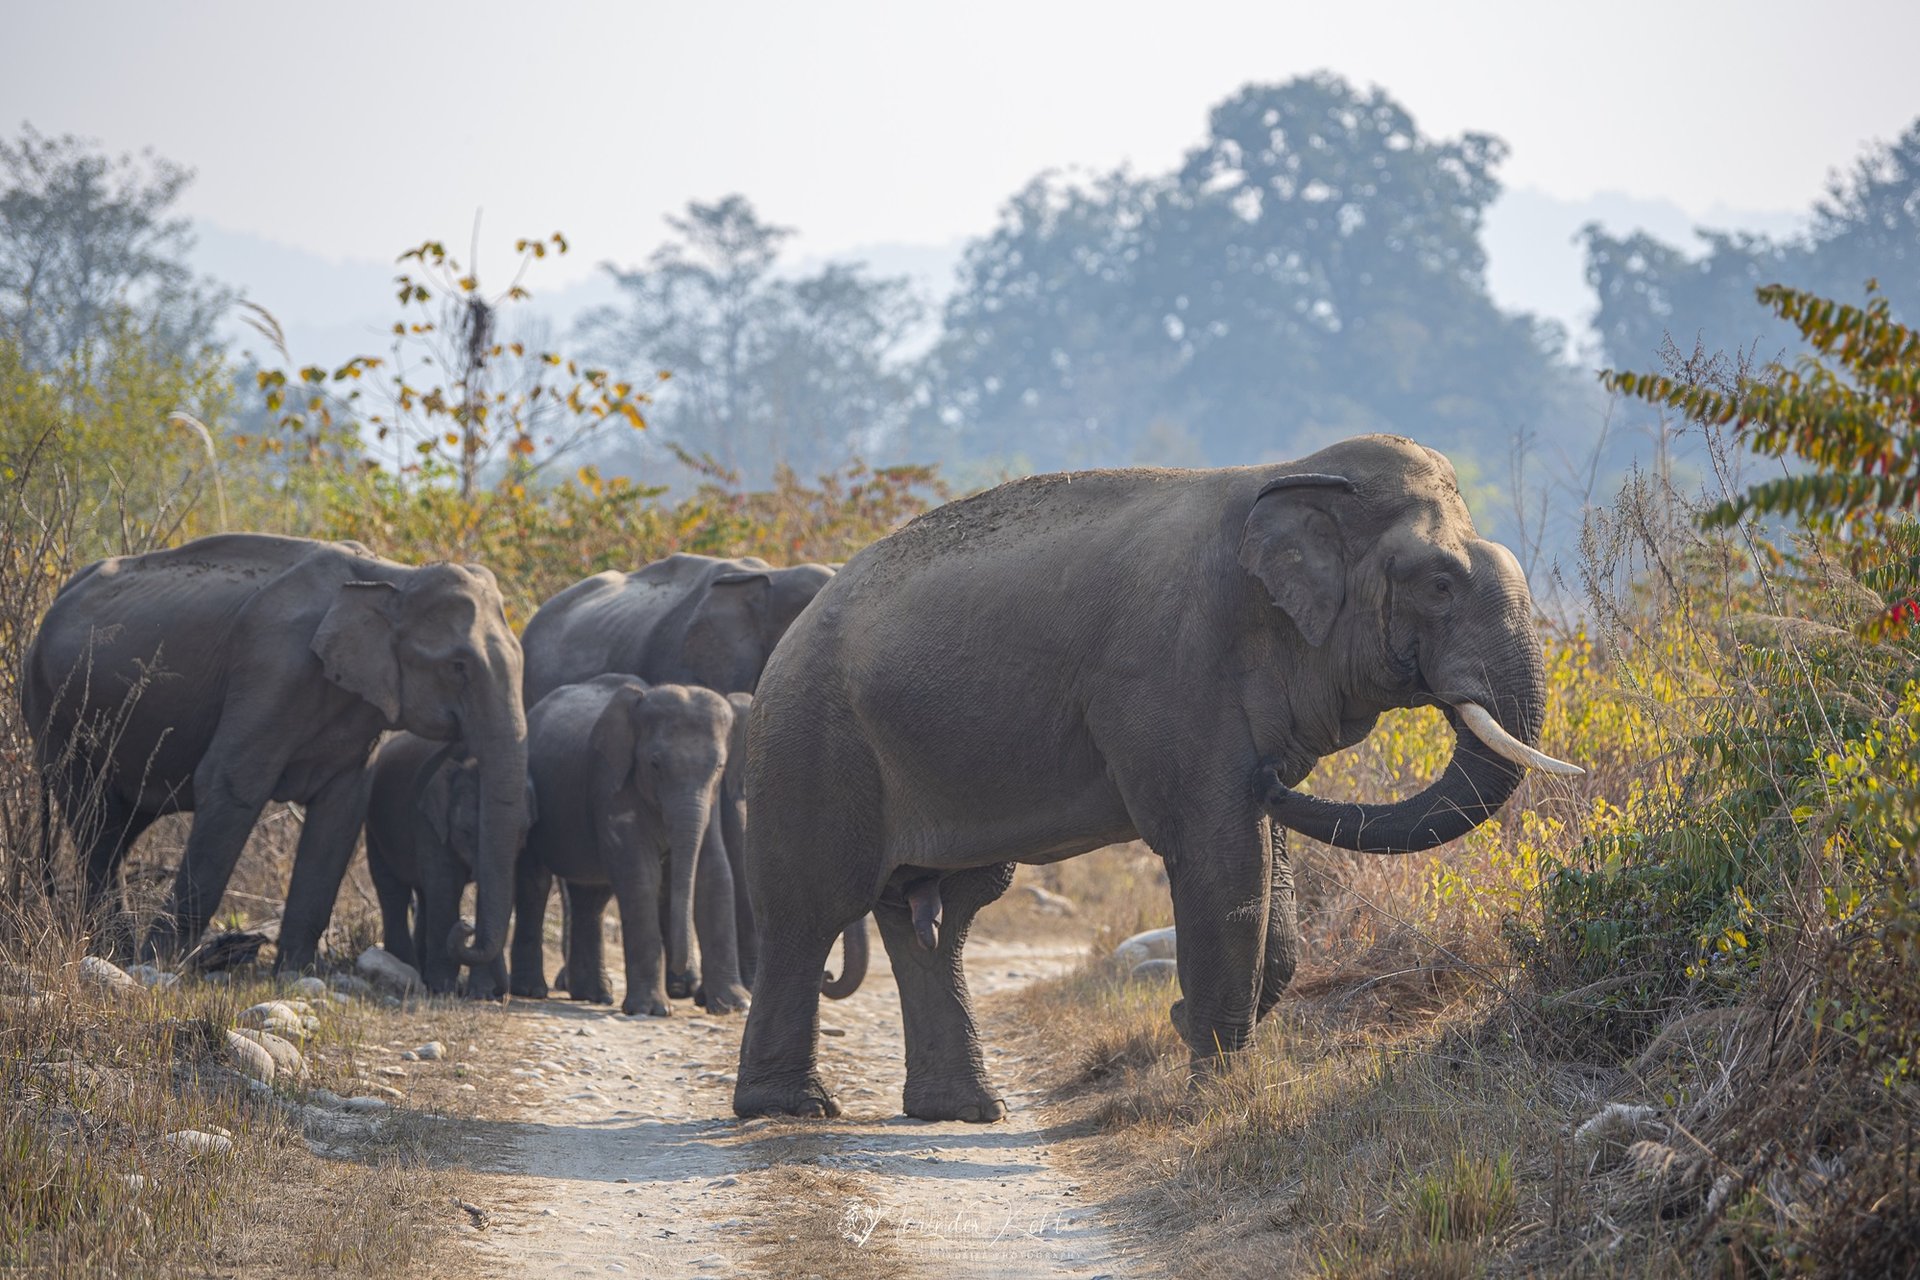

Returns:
5,0,1916,289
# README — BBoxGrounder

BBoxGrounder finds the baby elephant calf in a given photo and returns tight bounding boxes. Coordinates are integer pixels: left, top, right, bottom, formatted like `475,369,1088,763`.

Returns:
364,732,534,998
512,675,748,1016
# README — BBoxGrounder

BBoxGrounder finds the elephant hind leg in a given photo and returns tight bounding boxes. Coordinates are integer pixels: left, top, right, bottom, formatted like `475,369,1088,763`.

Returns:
875,862,1015,1123
76,797,155,960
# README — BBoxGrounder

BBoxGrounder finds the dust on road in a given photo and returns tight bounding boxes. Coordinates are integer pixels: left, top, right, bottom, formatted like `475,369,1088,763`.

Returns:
447,939,1132,1280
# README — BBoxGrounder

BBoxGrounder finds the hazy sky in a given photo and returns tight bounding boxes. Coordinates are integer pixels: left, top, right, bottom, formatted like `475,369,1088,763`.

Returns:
4,0,1916,285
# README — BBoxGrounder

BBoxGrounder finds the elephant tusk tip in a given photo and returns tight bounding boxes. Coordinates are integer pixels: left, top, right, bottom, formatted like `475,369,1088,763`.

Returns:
1456,702,1585,777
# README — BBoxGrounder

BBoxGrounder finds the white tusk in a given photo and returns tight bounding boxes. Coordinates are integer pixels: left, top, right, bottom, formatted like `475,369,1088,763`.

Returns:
1457,702,1585,776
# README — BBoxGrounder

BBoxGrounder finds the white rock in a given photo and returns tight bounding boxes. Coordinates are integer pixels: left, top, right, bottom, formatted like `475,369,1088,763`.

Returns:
225,1030,276,1084
376,1065,408,1079
1111,926,1177,969
237,1002,306,1038
355,946,422,995
285,976,328,999
78,956,138,995
341,1096,390,1114
163,1130,233,1157
415,1041,445,1061
126,964,178,990
328,973,375,998
232,1028,307,1080
1129,958,1179,984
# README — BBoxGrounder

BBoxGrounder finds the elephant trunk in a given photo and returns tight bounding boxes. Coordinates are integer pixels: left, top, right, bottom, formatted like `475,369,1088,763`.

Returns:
451,700,530,967
1263,637,1550,854
664,788,715,983
821,916,868,999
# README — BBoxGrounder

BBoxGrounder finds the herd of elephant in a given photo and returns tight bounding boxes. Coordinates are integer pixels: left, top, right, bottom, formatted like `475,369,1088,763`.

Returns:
22,434,1581,1123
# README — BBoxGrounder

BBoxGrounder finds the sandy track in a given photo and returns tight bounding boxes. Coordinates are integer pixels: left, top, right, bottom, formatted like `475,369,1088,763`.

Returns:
449,939,1130,1279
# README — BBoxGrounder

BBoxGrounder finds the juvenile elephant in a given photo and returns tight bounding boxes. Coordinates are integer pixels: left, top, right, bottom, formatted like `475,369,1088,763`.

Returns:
521,553,867,999
733,435,1582,1122
363,732,536,997
23,534,530,972
511,675,748,1016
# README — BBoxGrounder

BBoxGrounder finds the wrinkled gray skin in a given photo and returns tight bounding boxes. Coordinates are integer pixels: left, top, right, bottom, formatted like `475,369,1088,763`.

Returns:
512,675,748,1017
719,692,862,999
23,534,529,972
364,732,536,997
734,435,1554,1123
520,553,866,1000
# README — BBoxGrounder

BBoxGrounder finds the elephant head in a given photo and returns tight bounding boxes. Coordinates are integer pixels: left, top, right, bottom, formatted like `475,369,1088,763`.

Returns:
587,681,732,986
683,562,835,692
311,562,531,966
1242,439,1580,853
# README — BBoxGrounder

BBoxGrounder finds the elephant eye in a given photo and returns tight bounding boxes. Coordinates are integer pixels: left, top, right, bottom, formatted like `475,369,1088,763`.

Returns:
1429,575,1455,600
447,657,469,678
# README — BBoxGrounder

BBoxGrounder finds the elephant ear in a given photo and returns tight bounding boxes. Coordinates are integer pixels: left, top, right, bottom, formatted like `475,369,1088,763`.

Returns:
313,581,401,722
1238,474,1356,648
586,684,646,811
684,571,770,688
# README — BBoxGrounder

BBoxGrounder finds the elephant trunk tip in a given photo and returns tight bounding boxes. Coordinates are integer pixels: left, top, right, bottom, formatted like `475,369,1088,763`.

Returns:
449,918,493,966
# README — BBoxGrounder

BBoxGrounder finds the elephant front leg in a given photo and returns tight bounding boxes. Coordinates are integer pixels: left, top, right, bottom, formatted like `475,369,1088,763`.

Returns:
1162,810,1271,1068
691,819,749,1013
415,853,465,996
143,752,280,964
276,767,373,973
563,883,618,1007
608,853,670,1017
509,857,552,999
874,863,1015,1122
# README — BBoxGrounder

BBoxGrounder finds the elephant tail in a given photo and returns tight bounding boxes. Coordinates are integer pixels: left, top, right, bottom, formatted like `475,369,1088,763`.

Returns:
820,914,869,999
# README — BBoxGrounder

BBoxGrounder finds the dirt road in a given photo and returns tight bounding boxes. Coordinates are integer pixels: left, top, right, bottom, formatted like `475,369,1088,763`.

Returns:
451,939,1129,1279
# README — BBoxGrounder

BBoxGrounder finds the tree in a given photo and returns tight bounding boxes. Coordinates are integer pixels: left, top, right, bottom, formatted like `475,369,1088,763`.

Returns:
0,124,228,369
248,230,651,501
580,196,924,485
1584,117,1920,371
911,74,1580,477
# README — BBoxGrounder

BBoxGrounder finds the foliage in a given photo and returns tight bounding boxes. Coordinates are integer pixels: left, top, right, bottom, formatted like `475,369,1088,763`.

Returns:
248,231,652,499
580,196,925,487
1583,116,1920,370
909,73,1583,478
0,124,229,370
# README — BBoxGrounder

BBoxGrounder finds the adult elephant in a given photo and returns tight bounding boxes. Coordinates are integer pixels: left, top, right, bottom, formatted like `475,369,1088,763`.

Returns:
733,435,1581,1122
23,534,529,973
521,553,866,999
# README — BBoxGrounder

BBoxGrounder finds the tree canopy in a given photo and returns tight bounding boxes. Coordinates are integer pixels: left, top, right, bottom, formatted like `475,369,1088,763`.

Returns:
907,74,1582,476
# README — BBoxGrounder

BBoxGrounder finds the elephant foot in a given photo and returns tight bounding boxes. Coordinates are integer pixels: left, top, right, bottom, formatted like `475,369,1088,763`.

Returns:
666,969,700,1000
903,1078,1007,1124
570,986,615,1006
623,993,670,1017
552,964,569,990
733,1074,842,1120
694,982,751,1014
461,975,504,1002
509,976,549,1000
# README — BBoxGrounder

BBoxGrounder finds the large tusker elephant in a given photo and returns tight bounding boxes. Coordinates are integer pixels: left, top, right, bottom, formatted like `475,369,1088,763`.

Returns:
511,675,748,1016
520,552,866,999
733,435,1581,1122
22,534,530,973
364,732,536,997
719,692,860,998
